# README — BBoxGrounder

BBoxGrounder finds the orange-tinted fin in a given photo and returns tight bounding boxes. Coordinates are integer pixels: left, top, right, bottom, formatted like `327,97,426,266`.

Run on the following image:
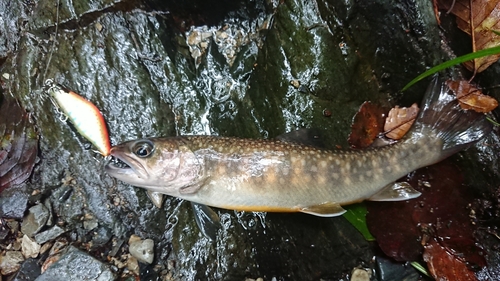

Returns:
299,202,346,217
368,182,421,201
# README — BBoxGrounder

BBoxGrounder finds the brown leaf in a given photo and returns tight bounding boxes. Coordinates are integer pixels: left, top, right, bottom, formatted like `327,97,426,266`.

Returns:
384,103,419,140
438,0,500,73
423,239,479,281
348,102,387,149
0,98,38,193
446,80,498,113
367,160,486,267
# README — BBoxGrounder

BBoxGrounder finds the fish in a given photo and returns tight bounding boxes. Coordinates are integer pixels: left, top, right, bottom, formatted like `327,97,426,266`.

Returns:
105,77,493,218
45,80,111,156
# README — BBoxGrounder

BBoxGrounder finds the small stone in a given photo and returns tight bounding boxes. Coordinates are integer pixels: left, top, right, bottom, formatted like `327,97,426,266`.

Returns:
128,234,141,244
9,258,41,281
290,79,300,89
83,217,98,230
21,235,40,258
126,255,139,275
95,22,103,32
2,73,9,79
0,189,29,219
36,246,114,281
43,199,54,227
0,251,24,275
129,238,154,264
21,204,49,237
350,268,372,281
34,225,66,244
39,242,53,255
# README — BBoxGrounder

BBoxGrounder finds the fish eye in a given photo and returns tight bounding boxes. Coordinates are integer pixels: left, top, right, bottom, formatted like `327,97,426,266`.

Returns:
133,141,154,158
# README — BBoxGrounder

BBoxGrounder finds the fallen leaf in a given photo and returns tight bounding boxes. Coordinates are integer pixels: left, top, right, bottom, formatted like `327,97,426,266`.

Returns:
0,97,38,193
384,103,419,140
438,0,500,73
348,102,386,149
366,160,486,267
423,239,479,281
446,80,498,113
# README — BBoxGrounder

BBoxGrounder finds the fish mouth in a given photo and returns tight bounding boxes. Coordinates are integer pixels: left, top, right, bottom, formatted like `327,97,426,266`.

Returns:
105,147,149,180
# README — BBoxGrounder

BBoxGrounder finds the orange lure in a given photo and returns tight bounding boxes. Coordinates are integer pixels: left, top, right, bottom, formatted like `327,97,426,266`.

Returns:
45,80,111,156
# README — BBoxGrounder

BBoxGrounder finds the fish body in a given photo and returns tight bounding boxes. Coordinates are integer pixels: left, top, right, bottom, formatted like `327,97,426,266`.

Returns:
45,80,111,156
105,78,492,216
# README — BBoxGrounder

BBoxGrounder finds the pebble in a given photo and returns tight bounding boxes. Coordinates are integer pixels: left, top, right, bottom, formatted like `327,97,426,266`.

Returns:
34,225,66,244
36,246,115,281
350,268,372,281
0,251,24,275
0,189,29,219
126,255,139,275
21,234,40,258
128,236,154,264
8,258,41,281
21,204,50,237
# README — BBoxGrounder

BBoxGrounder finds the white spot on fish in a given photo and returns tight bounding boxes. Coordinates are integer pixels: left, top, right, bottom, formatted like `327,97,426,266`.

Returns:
345,162,351,171
357,160,363,168
344,177,352,185
310,166,318,172
359,175,364,182
320,161,327,168
279,178,285,185
332,173,339,180
301,159,306,166
335,159,341,166
366,170,372,177
282,167,290,176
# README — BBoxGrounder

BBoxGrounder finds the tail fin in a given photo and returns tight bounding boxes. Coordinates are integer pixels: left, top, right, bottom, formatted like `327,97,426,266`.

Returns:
408,76,493,160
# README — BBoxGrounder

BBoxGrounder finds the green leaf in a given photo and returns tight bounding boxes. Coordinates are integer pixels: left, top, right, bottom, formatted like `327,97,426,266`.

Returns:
401,45,500,92
410,261,431,278
343,203,376,241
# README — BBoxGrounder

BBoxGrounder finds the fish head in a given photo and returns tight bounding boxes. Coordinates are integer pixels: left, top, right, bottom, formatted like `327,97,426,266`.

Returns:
105,138,203,194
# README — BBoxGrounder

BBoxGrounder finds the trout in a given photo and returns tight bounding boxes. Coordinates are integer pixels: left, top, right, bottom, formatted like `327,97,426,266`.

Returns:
105,78,492,217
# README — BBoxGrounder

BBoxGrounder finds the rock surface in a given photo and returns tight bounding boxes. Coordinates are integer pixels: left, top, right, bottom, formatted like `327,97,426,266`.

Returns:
35,246,114,281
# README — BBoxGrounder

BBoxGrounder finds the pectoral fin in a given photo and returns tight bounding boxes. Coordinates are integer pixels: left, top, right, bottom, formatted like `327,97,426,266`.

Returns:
299,202,346,217
146,191,164,208
191,202,221,240
369,182,421,201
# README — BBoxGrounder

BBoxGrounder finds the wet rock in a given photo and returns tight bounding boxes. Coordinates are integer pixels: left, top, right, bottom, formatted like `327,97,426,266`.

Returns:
21,204,50,237
35,246,114,281
21,235,41,259
0,188,29,219
129,236,154,264
0,251,24,275
34,226,66,245
139,263,159,281
375,256,420,281
9,258,41,281
90,226,112,248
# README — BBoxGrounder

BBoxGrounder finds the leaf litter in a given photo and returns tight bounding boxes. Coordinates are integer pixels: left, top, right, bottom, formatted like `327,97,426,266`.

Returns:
0,98,38,193
437,0,500,73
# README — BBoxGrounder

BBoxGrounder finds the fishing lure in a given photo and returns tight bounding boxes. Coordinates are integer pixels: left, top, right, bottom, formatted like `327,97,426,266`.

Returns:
44,79,111,156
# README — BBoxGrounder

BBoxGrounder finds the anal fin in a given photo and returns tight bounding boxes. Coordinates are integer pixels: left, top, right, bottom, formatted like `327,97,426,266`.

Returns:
299,202,346,217
191,202,221,240
369,182,421,201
